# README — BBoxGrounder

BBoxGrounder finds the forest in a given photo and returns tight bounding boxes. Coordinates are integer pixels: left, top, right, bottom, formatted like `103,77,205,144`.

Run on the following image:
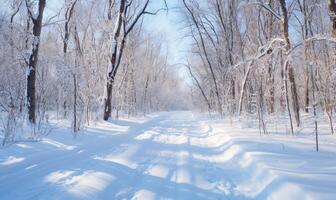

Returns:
0,0,190,142
0,0,335,199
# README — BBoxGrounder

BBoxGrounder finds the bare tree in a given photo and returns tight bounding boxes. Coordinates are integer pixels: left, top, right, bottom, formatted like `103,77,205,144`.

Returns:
185,63,212,113
182,0,223,115
63,0,79,133
25,0,46,124
330,0,336,37
104,0,166,120
280,0,300,128
103,0,126,121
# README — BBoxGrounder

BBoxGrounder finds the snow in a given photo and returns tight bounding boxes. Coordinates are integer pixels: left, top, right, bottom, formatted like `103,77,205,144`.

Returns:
41,138,77,150
32,36,40,50
1,156,25,165
15,144,31,149
45,170,115,198
0,111,335,199
131,189,156,200
26,65,33,76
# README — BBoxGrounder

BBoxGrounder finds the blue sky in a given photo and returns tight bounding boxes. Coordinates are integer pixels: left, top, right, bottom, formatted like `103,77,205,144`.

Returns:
38,0,189,63
142,0,190,79
4,0,191,81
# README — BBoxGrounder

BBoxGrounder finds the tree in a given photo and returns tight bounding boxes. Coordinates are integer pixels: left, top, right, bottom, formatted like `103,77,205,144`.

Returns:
104,0,126,121
182,0,223,115
279,0,300,127
63,0,79,133
104,0,167,121
25,0,46,124
330,0,336,37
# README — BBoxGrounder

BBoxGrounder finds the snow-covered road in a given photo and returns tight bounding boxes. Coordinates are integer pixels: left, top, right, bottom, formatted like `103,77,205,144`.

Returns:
0,111,335,200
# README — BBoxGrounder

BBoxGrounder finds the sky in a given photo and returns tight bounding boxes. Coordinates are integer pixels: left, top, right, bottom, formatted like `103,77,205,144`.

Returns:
142,0,191,81
1,0,191,83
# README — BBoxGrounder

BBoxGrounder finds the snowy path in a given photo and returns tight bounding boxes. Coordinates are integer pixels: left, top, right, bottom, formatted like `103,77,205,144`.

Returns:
0,111,335,200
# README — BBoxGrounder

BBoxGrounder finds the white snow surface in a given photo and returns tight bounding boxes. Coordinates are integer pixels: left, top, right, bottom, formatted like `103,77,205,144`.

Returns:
0,111,335,200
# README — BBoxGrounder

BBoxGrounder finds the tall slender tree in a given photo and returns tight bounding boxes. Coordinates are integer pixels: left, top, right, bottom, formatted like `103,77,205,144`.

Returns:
25,0,46,124
280,0,301,127
330,0,336,37
63,0,78,133
104,0,166,120
104,0,126,121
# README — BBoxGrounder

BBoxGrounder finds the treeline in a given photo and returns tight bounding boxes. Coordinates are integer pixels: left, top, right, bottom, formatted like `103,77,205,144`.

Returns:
182,0,336,135
0,0,187,144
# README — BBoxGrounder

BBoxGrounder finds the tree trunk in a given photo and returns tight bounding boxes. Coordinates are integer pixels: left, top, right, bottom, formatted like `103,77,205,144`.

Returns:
104,80,114,120
73,74,77,133
280,0,300,127
284,61,295,135
267,61,275,113
63,0,78,133
298,0,312,113
288,67,300,127
310,63,318,151
304,68,309,113
26,0,46,124
330,0,336,37
103,0,126,121
143,75,149,115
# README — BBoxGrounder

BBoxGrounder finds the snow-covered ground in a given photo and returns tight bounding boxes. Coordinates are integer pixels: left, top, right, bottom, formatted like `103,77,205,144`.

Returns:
0,111,335,200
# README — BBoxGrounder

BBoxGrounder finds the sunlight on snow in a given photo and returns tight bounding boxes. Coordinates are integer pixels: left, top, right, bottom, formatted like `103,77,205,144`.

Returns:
145,164,170,178
267,183,315,200
41,138,77,150
94,155,138,169
87,122,129,135
135,126,222,147
135,130,166,141
131,189,156,200
171,168,191,184
45,170,114,198
192,145,242,163
93,144,140,169
25,164,38,170
234,168,278,198
1,156,25,165
189,134,231,148
15,144,32,149
153,134,188,145
45,170,75,183
135,132,153,140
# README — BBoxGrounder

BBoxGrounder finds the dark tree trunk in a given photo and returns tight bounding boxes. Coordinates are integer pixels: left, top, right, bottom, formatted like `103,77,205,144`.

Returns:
26,0,46,124
104,80,114,121
63,0,77,54
103,0,126,121
330,0,336,37
103,0,154,120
